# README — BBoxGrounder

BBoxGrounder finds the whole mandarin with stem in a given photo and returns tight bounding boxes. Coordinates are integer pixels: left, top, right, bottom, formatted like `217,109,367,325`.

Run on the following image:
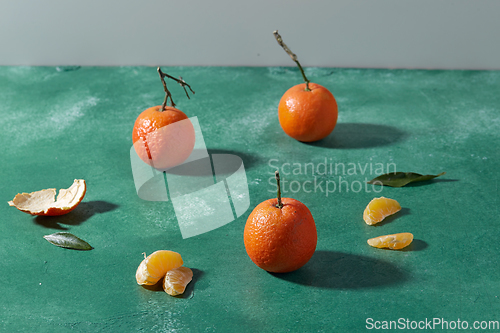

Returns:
244,170,317,273
274,30,338,142
132,67,196,170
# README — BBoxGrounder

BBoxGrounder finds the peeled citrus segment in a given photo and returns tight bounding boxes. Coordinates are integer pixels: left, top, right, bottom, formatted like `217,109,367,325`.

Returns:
363,196,401,225
8,179,86,216
136,250,184,286
367,232,414,250
163,266,193,296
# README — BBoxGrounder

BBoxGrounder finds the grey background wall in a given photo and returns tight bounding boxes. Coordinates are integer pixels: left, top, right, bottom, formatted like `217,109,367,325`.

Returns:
1,0,499,69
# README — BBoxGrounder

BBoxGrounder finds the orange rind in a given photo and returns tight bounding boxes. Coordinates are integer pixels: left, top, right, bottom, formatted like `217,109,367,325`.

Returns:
136,250,184,286
163,266,193,296
8,179,86,216
363,197,401,225
367,232,414,250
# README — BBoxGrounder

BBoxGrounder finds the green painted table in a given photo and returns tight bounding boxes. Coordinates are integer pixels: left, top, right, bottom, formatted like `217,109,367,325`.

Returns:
1,66,499,332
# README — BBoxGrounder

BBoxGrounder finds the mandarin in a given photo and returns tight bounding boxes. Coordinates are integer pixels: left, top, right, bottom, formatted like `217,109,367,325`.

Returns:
132,67,195,170
274,30,338,142
132,105,195,170
244,171,317,273
278,82,338,142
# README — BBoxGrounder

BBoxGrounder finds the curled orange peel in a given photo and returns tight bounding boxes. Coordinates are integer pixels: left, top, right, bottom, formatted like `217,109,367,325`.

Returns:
8,179,86,216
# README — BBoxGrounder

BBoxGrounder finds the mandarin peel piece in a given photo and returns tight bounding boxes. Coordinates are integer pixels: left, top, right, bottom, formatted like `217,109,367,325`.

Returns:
8,179,86,216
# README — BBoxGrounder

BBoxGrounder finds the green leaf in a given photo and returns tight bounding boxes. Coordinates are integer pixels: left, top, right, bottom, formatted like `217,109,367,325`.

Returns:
367,172,446,187
43,232,93,250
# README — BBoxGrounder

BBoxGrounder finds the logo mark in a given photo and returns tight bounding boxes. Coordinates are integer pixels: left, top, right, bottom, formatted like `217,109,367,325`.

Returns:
130,117,250,238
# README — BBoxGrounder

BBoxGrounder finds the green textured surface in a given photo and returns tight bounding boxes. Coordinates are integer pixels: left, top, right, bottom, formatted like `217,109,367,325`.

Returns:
1,66,499,332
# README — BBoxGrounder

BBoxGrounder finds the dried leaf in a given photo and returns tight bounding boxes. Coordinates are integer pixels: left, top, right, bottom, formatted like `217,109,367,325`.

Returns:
367,172,446,187
43,232,93,250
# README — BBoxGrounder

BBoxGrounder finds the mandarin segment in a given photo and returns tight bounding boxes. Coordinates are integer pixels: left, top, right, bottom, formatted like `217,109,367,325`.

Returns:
367,233,414,250
163,266,194,296
363,197,401,225
136,250,184,286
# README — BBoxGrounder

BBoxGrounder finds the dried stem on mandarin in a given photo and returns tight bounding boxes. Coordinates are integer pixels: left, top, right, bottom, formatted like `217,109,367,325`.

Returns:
157,67,195,110
273,30,310,91
275,170,283,209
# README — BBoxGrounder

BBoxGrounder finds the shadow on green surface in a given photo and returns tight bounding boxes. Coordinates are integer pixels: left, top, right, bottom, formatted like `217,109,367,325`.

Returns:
271,250,409,289
34,200,119,229
179,268,204,299
141,268,204,299
400,239,428,252
306,123,408,149
373,207,411,227
163,148,263,177
404,178,459,187
208,149,263,170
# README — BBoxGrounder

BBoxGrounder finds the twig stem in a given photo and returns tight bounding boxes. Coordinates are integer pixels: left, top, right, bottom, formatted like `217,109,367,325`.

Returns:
273,30,310,91
275,170,283,209
157,67,195,110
